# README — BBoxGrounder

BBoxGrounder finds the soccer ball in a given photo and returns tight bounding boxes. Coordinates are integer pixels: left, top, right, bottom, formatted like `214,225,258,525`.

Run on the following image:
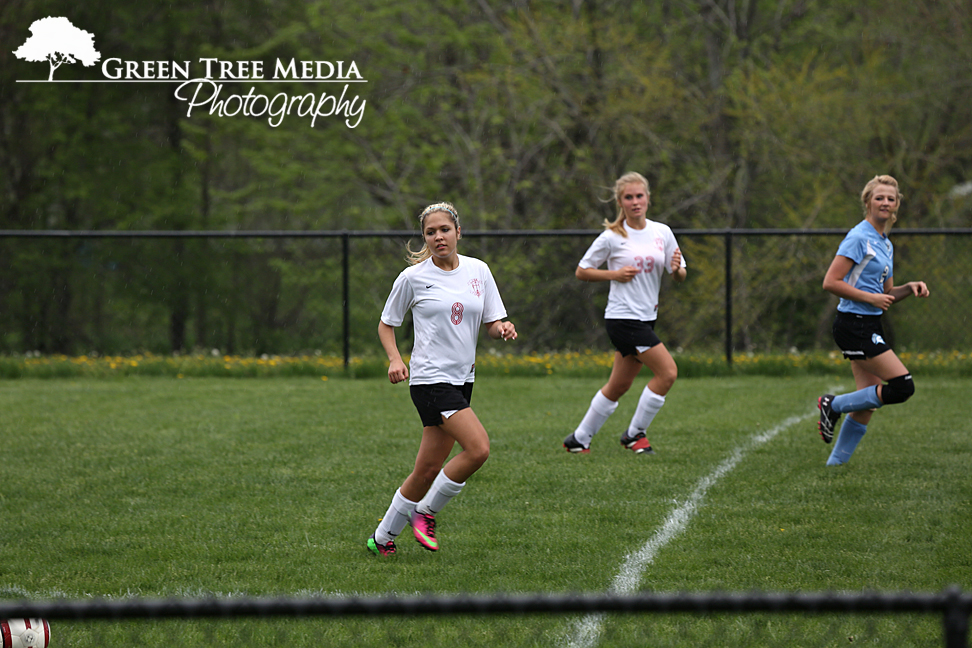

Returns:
1,619,50,648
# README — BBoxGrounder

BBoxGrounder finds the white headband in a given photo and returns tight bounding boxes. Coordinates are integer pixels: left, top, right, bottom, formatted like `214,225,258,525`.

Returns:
419,202,459,222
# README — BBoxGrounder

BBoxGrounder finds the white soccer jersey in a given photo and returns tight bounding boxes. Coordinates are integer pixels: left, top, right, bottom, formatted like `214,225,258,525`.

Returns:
380,255,508,386
578,220,685,321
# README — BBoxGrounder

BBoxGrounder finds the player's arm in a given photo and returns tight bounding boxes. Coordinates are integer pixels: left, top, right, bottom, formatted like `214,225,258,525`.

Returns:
886,277,930,304
822,255,894,311
669,247,687,283
576,265,637,283
378,321,408,383
485,319,517,341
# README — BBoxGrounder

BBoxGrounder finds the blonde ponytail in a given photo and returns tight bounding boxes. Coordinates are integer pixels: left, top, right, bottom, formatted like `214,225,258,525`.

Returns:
860,175,902,236
601,172,650,238
407,202,460,265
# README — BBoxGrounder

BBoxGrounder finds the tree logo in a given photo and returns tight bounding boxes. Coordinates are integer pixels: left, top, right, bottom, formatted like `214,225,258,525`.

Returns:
10,16,367,128
12,16,101,81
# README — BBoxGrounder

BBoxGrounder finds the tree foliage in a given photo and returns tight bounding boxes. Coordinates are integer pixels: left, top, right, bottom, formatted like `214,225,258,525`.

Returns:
0,0,970,354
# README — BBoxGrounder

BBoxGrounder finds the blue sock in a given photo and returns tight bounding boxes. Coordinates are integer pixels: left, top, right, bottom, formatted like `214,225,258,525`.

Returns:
831,386,881,413
827,417,867,466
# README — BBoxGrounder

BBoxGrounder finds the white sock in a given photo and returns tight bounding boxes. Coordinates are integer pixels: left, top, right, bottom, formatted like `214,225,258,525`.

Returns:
626,386,665,437
574,390,618,446
416,470,464,516
374,488,416,545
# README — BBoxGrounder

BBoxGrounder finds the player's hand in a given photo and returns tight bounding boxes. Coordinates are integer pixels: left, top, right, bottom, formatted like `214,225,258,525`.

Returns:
869,292,895,311
614,266,638,283
910,281,930,298
493,321,517,341
388,358,408,384
670,248,682,273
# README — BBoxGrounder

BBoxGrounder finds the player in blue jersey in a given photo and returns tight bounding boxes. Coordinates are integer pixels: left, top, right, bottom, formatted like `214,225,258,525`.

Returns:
817,175,930,466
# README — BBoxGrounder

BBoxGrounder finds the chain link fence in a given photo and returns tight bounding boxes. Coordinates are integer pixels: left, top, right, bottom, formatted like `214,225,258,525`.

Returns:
2,232,970,647
0,229,969,363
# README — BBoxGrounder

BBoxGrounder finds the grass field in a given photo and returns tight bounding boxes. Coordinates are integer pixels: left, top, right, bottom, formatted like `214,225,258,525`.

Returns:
2,375,970,646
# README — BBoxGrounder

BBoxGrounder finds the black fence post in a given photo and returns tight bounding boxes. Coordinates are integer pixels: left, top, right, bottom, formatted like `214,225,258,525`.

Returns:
943,586,970,648
725,230,733,367
342,232,350,369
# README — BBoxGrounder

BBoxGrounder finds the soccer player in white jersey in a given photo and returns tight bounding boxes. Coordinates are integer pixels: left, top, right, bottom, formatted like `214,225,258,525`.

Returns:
564,172,687,455
367,202,517,556
817,175,930,465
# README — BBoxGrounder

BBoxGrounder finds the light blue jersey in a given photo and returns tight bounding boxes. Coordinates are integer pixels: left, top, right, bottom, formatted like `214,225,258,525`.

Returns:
835,220,893,316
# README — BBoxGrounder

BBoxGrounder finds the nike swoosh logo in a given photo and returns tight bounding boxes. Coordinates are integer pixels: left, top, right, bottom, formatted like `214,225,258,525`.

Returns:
415,529,438,548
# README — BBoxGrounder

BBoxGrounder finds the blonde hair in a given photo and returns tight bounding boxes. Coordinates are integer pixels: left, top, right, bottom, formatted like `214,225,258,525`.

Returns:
602,172,651,238
406,202,461,265
861,175,903,235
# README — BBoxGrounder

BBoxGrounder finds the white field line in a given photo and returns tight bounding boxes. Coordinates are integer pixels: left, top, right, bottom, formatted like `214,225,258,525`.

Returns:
561,412,812,648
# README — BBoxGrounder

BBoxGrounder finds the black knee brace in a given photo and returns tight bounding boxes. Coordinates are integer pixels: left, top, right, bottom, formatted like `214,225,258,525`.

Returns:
882,374,915,404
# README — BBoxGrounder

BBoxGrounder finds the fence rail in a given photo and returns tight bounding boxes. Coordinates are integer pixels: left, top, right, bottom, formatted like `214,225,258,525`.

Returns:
2,589,969,646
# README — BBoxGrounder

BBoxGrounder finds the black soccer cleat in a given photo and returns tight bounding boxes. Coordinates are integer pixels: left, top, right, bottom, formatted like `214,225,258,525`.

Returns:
563,432,590,454
620,431,655,454
817,394,840,444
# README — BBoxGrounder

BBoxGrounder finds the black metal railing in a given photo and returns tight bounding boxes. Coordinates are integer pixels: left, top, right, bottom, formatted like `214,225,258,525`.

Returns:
1,589,969,647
